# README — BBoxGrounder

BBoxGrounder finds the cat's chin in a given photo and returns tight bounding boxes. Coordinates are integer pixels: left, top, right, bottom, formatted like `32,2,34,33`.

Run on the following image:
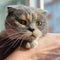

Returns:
26,36,39,43
25,37,39,48
26,40,38,48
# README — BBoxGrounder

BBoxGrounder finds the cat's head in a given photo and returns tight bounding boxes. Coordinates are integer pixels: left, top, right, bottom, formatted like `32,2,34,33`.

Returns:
5,5,48,41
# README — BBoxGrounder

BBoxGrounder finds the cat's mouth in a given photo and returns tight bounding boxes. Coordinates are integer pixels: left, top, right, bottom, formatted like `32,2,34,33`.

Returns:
31,34,36,38
27,35,36,41
26,34,40,41
22,29,42,41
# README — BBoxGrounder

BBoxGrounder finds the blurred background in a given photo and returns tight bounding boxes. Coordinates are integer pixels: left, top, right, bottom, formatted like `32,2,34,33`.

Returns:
0,0,60,33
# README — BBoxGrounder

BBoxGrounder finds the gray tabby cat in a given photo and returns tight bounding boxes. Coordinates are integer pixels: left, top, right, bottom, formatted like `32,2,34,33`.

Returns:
0,5,48,59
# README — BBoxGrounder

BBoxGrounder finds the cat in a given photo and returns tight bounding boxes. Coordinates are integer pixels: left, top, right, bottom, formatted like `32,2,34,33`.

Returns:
0,5,48,60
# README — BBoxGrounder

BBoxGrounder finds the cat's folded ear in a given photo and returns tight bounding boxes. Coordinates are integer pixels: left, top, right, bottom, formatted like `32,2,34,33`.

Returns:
36,9,48,15
41,10,48,15
7,6,15,14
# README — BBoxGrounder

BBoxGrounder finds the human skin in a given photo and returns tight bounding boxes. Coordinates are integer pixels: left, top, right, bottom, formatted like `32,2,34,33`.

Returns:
5,33,60,60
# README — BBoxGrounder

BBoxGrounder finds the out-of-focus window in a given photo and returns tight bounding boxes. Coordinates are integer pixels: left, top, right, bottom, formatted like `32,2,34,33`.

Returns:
45,0,60,33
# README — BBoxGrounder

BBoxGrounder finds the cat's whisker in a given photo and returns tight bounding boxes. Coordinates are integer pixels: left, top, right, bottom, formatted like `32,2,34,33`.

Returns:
13,40,20,48
3,37,20,55
0,39,12,48
12,34,26,49
0,38,16,48
0,30,30,48
0,32,23,48
4,35,19,46
0,31,22,42
13,35,22,48
3,34,24,55
10,35,22,47
19,39,24,49
12,34,26,48
20,33,31,40
17,34,29,49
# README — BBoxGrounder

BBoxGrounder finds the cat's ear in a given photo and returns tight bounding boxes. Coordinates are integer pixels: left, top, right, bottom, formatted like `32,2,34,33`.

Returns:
36,9,48,15
7,7,15,14
41,10,48,15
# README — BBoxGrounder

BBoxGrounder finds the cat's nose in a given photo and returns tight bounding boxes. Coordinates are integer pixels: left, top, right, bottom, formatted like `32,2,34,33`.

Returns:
28,28,34,32
28,23,35,32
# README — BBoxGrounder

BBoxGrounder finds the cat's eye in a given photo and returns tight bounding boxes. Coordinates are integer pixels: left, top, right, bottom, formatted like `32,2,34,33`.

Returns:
20,20,27,25
36,21,42,26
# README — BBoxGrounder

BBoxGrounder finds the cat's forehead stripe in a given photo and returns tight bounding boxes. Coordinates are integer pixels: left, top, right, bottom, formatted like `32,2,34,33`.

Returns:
20,15,26,20
33,12,37,20
19,13,32,22
29,13,32,22
26,13,32,22
26,12,37,22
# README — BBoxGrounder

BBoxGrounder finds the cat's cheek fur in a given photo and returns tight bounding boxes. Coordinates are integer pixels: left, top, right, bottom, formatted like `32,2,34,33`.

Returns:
33,29,42,38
